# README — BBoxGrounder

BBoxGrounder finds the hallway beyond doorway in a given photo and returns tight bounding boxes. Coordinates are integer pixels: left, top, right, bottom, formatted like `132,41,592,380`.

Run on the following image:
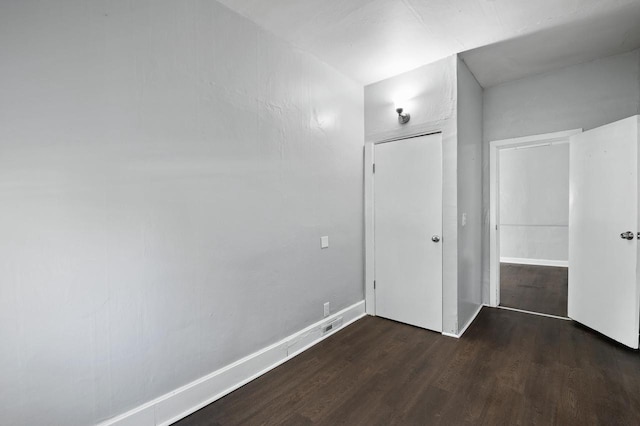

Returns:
500,263,568,317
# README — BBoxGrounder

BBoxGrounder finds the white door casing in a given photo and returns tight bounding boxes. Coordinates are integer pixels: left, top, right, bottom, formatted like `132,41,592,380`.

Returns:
488,129,581,307
373,133,443,331
568,115,640,349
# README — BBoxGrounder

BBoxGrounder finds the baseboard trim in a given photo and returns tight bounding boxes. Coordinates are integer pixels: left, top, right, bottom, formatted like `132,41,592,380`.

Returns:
500,257,568,268
442,304,483,339
99,301,366,426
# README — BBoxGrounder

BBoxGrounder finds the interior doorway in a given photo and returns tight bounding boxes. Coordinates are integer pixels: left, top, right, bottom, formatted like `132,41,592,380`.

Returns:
489,129,581,318
498,141,569,317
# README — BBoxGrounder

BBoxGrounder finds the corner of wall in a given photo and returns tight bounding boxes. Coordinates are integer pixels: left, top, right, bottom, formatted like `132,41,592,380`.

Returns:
454,56,484,332
637,49,640,115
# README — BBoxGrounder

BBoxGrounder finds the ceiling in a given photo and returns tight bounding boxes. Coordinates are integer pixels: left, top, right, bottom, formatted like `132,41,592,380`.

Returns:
218,0,640,87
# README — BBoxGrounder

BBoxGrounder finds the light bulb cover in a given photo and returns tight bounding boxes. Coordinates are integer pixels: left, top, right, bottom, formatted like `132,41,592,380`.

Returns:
396,107,410,124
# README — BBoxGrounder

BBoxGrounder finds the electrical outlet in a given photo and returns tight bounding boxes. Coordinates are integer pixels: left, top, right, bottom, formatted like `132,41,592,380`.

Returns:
323,302,330,318
322,317,343,334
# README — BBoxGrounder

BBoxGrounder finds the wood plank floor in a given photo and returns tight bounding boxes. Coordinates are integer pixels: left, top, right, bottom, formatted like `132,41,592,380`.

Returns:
175,308,640,426
500,263,568,317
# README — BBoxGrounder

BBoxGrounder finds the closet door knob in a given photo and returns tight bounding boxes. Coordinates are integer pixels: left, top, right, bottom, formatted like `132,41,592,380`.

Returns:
431,235,440,243
620,231,634,240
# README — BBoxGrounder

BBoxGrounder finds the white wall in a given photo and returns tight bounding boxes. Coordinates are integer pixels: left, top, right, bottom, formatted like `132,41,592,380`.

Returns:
499,143,569,263
482,49,640,302
0,1,364,425
456,58,483,329
365,56,459,334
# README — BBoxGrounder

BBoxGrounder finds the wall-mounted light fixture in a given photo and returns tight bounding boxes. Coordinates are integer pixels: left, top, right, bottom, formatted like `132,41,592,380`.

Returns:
396,107,410,124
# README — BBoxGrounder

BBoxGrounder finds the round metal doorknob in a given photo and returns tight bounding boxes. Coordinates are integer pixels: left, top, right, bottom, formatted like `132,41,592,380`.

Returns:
431,235,440,243
620,231,634,240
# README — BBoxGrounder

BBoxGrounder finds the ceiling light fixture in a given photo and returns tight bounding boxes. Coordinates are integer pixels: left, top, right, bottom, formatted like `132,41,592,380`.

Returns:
396,107,410,124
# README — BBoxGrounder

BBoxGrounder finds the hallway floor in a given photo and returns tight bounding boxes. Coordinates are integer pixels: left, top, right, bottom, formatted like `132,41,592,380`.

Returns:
500,263,568,317
176,308,640,426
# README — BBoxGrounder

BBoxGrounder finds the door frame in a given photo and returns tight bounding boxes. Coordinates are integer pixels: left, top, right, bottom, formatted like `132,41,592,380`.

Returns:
364,131,443,317
488,129,581,307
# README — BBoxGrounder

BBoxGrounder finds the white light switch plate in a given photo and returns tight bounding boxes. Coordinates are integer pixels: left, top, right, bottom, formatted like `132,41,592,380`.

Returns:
462,213,467,227
320,236,329,248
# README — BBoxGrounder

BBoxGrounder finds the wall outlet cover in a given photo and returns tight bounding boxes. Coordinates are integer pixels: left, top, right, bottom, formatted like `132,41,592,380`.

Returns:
323,302,330,317
320,236,329,248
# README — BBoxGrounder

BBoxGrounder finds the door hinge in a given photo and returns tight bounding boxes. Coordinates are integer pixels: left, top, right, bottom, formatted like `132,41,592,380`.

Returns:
373,163,375,173
373,280,376,290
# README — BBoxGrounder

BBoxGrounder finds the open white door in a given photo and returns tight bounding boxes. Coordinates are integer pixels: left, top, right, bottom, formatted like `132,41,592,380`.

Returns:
374,133,443,332
569,116,640,348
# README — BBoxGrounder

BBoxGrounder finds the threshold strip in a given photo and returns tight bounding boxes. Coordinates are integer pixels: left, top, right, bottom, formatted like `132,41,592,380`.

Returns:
496,305,571,321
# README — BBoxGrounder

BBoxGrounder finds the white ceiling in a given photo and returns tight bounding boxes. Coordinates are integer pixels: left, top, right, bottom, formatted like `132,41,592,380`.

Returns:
218,0,640,87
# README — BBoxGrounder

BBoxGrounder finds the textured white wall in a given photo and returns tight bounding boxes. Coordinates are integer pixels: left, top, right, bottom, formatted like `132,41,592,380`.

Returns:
0,1,364,425
482,49,640,303
456,58,483,330
499,144,569,262
364,56,457,142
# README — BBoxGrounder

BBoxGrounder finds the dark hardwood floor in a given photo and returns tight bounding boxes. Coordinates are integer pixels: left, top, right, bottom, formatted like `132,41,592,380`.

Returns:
175,308,640,426
500,263,568,317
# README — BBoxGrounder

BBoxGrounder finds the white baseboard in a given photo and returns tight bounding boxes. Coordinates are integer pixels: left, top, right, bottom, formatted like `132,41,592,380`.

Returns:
442,304,483,339
500,257,568,268
99,300,366,426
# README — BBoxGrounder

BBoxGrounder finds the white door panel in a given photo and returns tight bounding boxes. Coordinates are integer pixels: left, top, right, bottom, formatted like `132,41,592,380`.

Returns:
374,134,443,331
569,115,639,348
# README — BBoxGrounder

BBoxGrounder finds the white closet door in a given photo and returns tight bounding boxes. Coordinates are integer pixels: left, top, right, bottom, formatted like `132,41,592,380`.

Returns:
374,133,443,331
569,115,639,348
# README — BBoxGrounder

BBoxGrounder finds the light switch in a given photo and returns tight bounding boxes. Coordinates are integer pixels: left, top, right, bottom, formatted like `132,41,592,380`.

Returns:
462,213,467,227
320,236,329,249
